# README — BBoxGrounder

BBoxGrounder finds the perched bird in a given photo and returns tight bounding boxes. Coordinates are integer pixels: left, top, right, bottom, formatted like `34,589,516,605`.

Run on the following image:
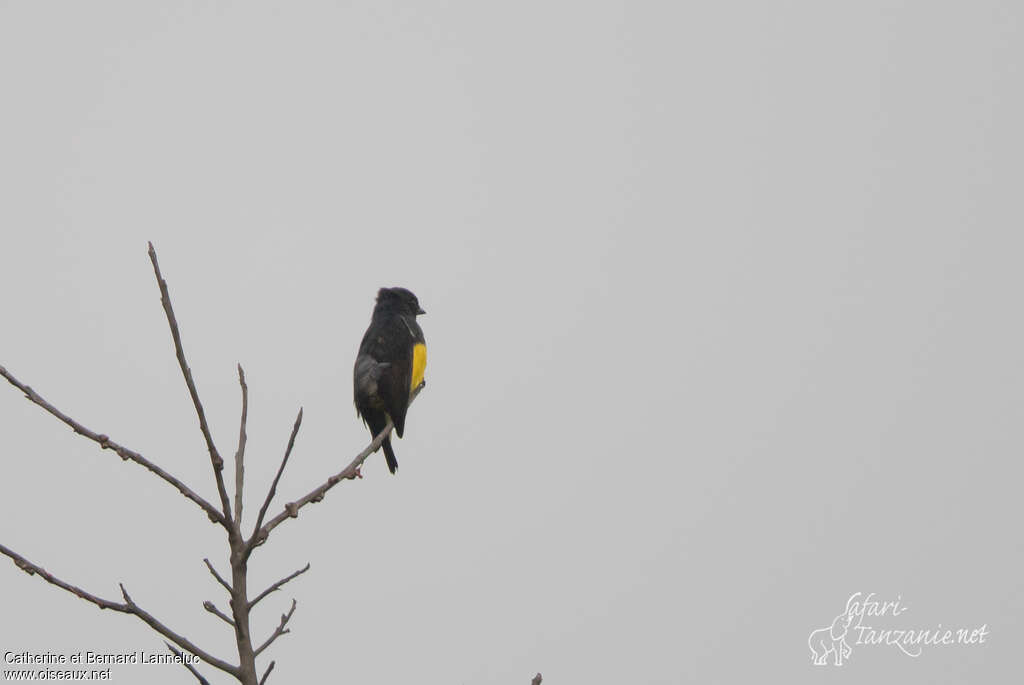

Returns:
353,287,427,474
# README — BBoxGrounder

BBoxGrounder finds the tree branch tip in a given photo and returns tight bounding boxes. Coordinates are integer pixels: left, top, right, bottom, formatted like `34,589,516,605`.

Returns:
203,600,236,627
259,661,276,685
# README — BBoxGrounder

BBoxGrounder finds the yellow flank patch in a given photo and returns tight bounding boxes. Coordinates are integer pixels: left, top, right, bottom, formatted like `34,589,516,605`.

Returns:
411,343,427,393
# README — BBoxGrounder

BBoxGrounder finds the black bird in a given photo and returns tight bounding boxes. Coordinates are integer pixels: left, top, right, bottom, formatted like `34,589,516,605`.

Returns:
353,287,427,474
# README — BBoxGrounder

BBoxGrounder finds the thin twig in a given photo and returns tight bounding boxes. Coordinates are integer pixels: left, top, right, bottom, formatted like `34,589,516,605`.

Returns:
0,366,226,527
1,543,124,610
253,599,296,658
203,558,232,594
203,600,235,627
249,563,310,609
165,641,210,685
532,674,543,685
117,583,238,676
250,408,303,546
258,661,275,685
147,242,234,524
0,544,238,676
234,364,248,525
249,384,423,550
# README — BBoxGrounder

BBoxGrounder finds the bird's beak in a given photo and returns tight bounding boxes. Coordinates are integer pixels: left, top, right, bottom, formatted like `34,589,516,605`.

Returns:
417,307,427,315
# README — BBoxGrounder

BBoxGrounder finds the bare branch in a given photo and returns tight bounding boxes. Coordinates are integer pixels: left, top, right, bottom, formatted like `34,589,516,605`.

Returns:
203,558,232,594
147,242,233,524
532,674,543,685
249,563,310,610
203,600,235,627
249,384,423,550
165,642,211,685
0,543,238,676
234,364,248,525
0,365,227,527
250,407,303,543
117,583,238,675
253,599,297,658
258,661,275,685
1,543,125,611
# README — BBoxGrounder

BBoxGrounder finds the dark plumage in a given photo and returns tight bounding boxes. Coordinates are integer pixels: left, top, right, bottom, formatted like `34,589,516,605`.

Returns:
353,287,427,474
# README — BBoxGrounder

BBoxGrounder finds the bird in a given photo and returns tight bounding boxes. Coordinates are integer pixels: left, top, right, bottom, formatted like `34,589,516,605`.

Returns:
353,287,427,474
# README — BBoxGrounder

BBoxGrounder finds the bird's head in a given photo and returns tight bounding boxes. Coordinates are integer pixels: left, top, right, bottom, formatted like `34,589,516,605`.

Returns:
376,287,426,316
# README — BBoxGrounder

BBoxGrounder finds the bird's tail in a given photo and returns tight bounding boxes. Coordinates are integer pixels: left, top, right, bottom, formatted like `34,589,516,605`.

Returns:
382,436,398,474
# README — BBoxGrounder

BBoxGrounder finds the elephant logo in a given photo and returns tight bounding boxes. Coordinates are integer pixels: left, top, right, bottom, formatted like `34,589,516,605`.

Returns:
808,595,859,666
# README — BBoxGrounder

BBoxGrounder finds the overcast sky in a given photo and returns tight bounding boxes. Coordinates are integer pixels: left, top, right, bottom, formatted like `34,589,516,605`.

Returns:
1,2,1021,683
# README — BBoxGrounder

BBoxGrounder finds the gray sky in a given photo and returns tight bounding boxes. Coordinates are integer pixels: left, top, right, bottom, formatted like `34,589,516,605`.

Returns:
1,2,1021,683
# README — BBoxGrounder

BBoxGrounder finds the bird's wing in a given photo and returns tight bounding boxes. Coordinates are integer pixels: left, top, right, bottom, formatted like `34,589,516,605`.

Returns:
354,354,391,400
356,315,416,437
377,344,413,438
